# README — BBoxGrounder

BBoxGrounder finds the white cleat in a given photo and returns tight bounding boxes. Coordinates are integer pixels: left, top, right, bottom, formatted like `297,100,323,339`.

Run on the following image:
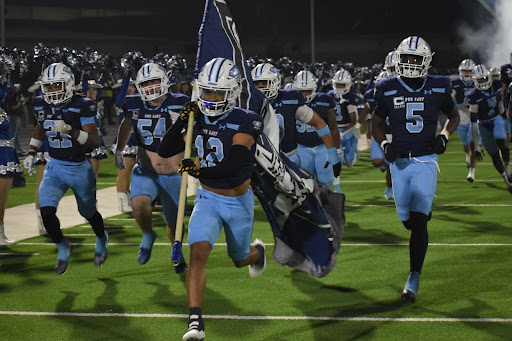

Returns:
182,329,205,341
249,239,266,278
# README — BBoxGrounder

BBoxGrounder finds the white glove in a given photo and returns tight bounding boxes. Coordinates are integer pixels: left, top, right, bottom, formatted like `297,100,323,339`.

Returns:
114,150,126,170
354,122,361,138
54,120,72,133
23,154,36,176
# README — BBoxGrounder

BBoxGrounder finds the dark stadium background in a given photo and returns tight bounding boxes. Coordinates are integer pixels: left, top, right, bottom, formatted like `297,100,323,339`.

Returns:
2,0,496,69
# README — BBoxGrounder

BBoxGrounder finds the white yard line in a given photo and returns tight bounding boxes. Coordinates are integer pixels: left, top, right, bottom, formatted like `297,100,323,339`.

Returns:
0,310,511,323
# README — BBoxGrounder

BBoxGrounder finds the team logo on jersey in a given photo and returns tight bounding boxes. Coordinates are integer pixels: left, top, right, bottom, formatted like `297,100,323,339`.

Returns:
253,120,262,130
89,104,97,112
131,111,139,120
393,96,405,109
218,124,226,130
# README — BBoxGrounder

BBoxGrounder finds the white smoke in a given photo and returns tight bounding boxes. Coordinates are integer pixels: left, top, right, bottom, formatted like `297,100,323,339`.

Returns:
457,0,512,68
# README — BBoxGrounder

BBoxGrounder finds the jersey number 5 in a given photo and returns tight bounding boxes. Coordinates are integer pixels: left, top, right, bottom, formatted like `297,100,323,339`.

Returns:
406,103,424,133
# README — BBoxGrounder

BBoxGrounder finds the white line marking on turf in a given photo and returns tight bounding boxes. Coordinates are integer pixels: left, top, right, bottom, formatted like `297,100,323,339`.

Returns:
0,253,40,256
0,311,511,323
15,242,512,247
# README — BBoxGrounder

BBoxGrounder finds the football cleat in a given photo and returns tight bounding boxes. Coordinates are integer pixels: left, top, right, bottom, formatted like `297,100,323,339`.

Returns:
249,239,266,278
138,231,157,264
401,271,420,303
55,239,72,275
384,187,394,200
183,314,205,341
174,252,189,274
94,231,109,267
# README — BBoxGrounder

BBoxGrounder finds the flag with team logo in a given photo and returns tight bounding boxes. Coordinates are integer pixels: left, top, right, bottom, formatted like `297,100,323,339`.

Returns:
194,0,345,277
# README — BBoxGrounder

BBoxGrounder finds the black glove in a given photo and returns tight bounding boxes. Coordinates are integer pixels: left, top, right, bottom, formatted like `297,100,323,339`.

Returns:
432,134,448,154
475,150,484,162
332,162,341,177
180,101,200,121
178,158,200,178
382,141,400,163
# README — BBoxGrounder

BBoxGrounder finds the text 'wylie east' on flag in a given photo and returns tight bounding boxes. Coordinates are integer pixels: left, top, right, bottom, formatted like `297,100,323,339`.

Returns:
195,0,345,277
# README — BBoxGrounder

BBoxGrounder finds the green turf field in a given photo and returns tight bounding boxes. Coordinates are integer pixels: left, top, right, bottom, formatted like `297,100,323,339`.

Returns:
2,134,512,340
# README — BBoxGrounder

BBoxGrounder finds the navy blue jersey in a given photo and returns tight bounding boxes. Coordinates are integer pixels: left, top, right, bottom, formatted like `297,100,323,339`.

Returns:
297,93,335,147
193,108,263,189
466,80,503,122
328,90,358,129
451,78,474,107
363,88,377,114
374,75,455,156
33,95,97,162
270,89,307,153
121,93,190,153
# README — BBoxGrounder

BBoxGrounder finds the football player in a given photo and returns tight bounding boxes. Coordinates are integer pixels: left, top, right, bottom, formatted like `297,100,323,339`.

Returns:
451,59,477,182
371,36,460,302
160,58,266,341
467,64,512,192
367,71,394,200
251,63,341,188
112,76,137,213
329,68,359,169
291,70,341,189
115,62,189,271
24,62,109,274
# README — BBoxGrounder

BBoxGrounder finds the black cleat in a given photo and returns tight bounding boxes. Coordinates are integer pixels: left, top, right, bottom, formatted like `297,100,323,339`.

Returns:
249,239,266,278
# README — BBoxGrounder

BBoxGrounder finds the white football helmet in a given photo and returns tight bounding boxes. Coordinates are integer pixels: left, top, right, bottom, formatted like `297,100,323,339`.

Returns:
384,51,398,77
332,69,353,97
251,63,281,100
196,57,242,117
490,67,501,80
40,63,75,105
472,64,492,91
135,63,169,101
395,36,433,78
292,70,317,103
375,71,389,84
458,59,476,83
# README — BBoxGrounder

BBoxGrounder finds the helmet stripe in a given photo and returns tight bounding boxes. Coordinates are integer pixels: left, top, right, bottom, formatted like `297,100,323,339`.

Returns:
409,36,418,50
209,58,226,82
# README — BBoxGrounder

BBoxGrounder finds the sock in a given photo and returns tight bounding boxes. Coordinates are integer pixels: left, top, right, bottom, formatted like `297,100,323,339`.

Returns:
409,212,429,274
468,168,475,178
141,231,156,249
465,153,470,164
57,240,70,261
40,206,63,244
188,307,204,331
87,211,105,238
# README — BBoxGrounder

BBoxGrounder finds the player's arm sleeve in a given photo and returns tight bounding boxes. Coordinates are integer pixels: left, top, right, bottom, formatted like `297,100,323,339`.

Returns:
115,75,131,108
158,118,186,158
198,143,253,179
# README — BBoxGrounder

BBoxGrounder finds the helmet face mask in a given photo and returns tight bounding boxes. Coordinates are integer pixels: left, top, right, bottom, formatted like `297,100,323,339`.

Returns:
395,36,433,78
135,63,169,102
41,63,75,105
197,58,242,117
473,64,492,91
292,70,316,103
251,63,281,100
458,59,476,83
332,69,352,97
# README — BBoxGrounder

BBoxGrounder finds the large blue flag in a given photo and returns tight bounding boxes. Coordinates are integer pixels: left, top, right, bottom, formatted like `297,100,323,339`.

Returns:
194,0,345,277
